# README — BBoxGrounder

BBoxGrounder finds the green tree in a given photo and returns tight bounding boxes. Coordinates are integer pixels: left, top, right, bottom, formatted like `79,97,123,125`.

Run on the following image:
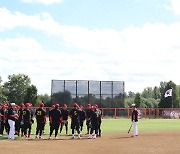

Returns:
128,91,136,98
24,85,38,106
0,77,7,103
141,87,154,98
51,90,72,106
37,94,51,107
3,74,36,104
134,93,141,108
153,86,161,99
159,81,178,108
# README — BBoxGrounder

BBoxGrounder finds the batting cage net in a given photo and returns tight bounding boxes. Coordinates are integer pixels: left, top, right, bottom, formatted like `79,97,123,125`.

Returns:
51,80,125,108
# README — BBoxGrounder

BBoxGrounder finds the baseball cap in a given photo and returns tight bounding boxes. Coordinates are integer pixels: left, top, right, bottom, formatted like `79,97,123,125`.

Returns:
40,103,44,107
73,103,78,107
55,104,59,108
131,104,136,107
25,103,30,107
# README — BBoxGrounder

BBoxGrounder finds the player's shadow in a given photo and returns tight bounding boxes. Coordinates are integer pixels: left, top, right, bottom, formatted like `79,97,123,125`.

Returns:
110,136,132,139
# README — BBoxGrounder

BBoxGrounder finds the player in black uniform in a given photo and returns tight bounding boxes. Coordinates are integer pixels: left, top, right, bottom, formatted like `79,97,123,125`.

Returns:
79,105,86,135
60,104,69,135
69,103,81,139
35,102,46,139
49,104,61,139
85,104,92,135
23,103,32,138
88,105,99,139
17,103,25,137
0,105,5,136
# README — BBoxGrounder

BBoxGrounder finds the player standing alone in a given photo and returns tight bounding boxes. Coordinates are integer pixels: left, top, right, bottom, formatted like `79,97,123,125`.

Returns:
35,102,46,139
131,104,138,137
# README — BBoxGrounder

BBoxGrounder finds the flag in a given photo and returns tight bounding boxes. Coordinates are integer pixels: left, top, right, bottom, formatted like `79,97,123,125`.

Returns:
164,89,172,98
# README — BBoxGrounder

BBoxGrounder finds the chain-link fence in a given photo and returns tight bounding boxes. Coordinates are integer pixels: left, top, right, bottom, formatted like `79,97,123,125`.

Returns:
51,80,125,107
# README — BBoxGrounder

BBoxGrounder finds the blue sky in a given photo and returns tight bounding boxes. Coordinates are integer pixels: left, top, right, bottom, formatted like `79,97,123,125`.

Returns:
0,0,180,94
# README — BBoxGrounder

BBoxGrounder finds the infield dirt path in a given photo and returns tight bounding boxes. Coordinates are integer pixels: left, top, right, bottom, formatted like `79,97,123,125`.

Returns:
1,131,180,154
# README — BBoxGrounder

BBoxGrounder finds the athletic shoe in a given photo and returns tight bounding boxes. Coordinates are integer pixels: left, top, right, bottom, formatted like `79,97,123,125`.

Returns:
93,134,96,139
35,136,38,139
71,136,75,139
48,136,51,139
78,134,81,139
88,135,92,139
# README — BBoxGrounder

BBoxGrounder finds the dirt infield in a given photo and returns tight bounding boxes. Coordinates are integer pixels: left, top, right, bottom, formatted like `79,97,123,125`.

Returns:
1,131,180,154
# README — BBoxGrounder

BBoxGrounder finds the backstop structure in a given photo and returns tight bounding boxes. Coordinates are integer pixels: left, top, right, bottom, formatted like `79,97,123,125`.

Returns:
51,80,125,107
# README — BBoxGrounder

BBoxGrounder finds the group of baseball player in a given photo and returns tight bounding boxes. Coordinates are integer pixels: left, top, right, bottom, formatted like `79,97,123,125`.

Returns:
0,102,102,140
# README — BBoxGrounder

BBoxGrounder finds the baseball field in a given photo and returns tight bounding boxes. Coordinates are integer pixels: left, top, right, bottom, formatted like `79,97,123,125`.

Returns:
1,119,180,154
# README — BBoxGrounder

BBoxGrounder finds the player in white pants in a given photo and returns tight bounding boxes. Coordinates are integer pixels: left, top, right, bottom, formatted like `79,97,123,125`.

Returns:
8,119,15,139
131,104,138,137
7,103,19,140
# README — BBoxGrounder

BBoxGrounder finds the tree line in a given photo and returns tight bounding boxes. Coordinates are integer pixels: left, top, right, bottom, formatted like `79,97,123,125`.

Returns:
0,74,179,108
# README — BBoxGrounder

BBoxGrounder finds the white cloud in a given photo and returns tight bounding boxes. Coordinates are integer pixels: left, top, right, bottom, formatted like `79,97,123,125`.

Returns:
171,0,180,15
164,0,180,15
1,8,180,94
20,0,64,5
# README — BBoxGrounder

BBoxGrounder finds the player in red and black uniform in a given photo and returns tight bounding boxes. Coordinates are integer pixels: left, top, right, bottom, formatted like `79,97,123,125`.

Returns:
22,103,32,138
49,104,61,139
88,105,99,139
49,105,55,133
79,105,86,135
35,102,46,139
69,103,81,139
60,104,69,135
85,104,93,135
17,103,25,137
0,105,6,136
4,104,10,135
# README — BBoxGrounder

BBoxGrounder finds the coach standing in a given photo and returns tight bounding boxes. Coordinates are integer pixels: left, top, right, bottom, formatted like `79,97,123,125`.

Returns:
7,103,19,140
131,104,138,137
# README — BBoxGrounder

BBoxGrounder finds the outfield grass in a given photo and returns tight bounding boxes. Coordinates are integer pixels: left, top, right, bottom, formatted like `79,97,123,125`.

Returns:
35,118,180,135
100,119,180,133
1,119,180,139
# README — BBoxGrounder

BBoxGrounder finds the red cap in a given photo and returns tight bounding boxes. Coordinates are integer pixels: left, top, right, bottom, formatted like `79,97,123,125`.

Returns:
55,104,59,108
40,103,44,107
87,104,91,106
73,103,78,107
25,103,30,107
94,105,97,109
52,105,55,108
20,103,25,107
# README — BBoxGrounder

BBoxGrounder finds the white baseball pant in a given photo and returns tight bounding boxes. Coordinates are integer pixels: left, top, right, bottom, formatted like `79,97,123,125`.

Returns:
8,119,15,140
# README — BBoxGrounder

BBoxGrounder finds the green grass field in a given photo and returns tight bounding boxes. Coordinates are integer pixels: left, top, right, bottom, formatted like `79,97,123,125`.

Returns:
1,118,180,139
34,118,180,135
